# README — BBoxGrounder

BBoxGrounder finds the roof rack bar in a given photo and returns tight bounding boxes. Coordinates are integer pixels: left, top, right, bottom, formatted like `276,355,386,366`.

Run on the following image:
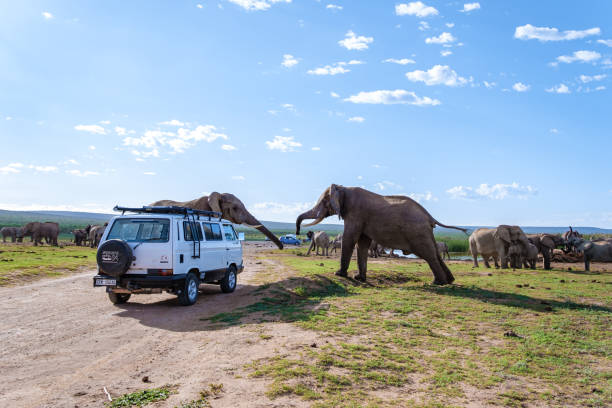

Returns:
113,205,222,219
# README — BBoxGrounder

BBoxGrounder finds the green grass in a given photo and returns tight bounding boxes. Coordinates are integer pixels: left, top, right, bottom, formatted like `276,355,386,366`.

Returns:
207,256,612,407
435,235,470,252
174,384,224,408
108,386,175,407
0,242,96,285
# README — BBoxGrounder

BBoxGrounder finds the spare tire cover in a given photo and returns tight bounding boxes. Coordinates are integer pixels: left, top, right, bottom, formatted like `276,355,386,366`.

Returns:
97,239,133,278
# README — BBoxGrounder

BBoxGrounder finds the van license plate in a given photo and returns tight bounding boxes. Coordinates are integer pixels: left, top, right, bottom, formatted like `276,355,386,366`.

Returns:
95,278,116,286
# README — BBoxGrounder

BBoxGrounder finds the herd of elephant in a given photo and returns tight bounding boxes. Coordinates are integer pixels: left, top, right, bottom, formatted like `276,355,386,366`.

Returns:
0,222,108,247
1,185,610,285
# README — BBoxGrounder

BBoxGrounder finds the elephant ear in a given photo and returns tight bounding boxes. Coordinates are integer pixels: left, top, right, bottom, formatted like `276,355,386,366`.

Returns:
541,236,555,249
330,184,343,218
208,192,223,214
494,226,511,243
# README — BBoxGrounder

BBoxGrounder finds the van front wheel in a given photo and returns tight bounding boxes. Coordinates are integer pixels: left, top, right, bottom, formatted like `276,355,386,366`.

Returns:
220,266,237,293
178,273,200,306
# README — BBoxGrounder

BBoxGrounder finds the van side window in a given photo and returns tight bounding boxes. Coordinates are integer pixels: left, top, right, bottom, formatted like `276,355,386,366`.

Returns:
183,221,202,241
202,222,223,241
223,224,237,241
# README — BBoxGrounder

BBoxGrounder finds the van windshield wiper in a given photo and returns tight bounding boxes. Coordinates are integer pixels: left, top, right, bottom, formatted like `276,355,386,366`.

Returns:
132,238,160,250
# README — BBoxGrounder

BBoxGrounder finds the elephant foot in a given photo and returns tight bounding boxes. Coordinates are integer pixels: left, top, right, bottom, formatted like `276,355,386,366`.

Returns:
433,279,448,286
354,274,367,282
335,270,348,277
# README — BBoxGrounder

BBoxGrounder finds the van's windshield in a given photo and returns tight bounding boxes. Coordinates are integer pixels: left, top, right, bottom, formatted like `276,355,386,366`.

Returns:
107,218,170,243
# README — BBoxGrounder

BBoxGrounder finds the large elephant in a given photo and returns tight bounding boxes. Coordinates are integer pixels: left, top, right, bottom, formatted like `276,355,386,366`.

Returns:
89,223,108,248
306,231,330,256
1,227,20,243
296,185,467,284
22,222,59,246
526,233,566,270
151,193,283,249
567,237,612,271
469,225,530,269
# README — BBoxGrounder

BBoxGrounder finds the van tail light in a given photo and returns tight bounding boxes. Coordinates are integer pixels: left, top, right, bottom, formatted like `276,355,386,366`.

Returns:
147,269,174,276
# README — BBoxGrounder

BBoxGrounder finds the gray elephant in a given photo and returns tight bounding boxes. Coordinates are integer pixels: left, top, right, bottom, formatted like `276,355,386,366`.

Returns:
329,233,343,254
89,223,108,248
1,227,20,243
306,231,330,256
22,222,59,246
469,225,530,269
296,184,467,284
567,236,612,271
526,233,567,270
507,242,538,269
151,193,283,249
368,241,384,258
436,241,450,260
72,228,89,246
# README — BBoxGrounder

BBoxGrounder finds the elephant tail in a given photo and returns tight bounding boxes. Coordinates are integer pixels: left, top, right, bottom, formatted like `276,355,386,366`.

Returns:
433,219,469,235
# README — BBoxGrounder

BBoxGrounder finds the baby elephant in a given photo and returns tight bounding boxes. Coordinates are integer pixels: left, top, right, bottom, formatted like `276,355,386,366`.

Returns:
329,233,342,255
436,241,450,260
507,243,538,270
306,231,330,256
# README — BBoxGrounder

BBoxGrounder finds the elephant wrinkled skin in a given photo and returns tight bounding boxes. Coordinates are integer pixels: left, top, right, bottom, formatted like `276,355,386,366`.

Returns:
296,185,467,284
151,193,283,249
306,231,330,256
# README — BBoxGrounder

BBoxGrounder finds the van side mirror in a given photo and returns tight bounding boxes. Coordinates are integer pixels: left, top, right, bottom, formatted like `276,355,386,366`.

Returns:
238,232,245,241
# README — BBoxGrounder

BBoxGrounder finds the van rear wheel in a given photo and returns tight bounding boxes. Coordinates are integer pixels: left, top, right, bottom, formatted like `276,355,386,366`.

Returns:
178,273,200,306
220,265,237,293
108,292,131,304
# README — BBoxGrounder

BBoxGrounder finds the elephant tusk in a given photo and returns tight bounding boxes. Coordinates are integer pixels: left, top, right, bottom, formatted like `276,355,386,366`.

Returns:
303,217,325,227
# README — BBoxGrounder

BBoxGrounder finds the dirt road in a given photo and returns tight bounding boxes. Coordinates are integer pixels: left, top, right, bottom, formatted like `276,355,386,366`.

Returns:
0,243,317,408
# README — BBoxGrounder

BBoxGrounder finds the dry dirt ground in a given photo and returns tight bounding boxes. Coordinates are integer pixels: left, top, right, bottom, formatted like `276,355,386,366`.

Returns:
0,243,319,408
1,243,610,408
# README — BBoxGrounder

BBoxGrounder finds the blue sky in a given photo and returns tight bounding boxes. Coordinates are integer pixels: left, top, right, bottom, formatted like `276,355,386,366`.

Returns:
1,1,611,227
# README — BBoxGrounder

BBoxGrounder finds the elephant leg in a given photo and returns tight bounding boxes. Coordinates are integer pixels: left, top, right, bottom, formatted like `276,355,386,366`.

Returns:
483,257,491,268
415,239,452,285
543,250,551,270
356,235,371,281
470,241,479,268
306,241,315,256
584,258,590,272
337,231,358,277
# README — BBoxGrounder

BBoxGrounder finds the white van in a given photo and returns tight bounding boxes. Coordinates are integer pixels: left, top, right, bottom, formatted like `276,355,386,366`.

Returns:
93,206,244,306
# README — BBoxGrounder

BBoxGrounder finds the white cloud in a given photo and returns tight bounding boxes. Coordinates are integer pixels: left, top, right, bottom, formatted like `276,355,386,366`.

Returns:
308,63,350,76
311,146,321,151
550,128,559,133
344,89,441,106
460,2,480,12
326,4,342,11
579,74,606,83
440,50,452,57
597,39,612,47
196,4,203,8
232,175,246,181
159,119,185,126
446,23,455,28
99,120,111,125
330,91,340,98
114,126,127,136
447,182,537,200
281,103,295,111
265,135,302,152
74,124,106,135
0,163,24,175
418,21,430,31
29,165,58,172
425,32,456,44
63,159,80,165
514,24,601,42
512,82,530,92
406,65,468,86
348,116,365,123
409,191,437,203
338,30,373,51
556,50,601,64
251,201,314,222
66,169,100,177
546,83,571,94
42,11,53,19
395,2,438,17
281,54,299,68
143,172,156,176
374,180,403,191
483,81,497,89
123,125,228,155
383,58,416,65
227,0,291,11
88,145,96,150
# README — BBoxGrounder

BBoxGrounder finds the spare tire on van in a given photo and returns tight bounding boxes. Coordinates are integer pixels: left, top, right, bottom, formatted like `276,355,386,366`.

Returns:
97,239,133,277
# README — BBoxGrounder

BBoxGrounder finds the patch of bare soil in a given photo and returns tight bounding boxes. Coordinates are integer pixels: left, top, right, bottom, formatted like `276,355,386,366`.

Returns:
0,242,320,408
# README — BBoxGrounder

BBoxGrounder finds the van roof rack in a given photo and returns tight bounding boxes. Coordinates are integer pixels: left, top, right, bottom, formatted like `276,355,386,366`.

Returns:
113,205,222,220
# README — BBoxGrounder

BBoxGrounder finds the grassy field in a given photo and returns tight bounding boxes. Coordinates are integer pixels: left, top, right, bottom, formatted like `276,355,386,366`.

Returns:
207,254,612,407
0,242,96,286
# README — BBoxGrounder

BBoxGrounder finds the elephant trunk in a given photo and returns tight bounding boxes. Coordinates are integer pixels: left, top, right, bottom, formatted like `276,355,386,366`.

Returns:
296,207,321,235
244,213,283,249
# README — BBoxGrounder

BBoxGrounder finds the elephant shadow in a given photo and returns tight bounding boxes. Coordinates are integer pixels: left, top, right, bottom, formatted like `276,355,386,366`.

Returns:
113,274,355,332
412,284,612,314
